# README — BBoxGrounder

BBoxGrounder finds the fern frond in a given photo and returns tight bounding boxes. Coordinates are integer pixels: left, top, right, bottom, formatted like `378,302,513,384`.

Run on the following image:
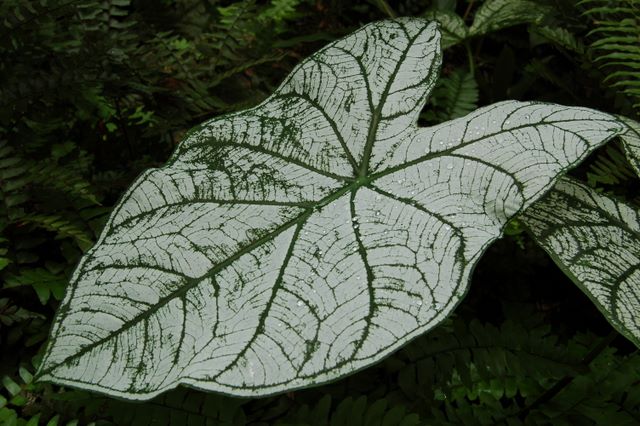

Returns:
582,5,636,15
260,0,301,26
104,387,246,425
279,395,421,426
390,312,640,424
395,313,588,405
581,0,640,115
28,160,100,206
597,52,640,62
20,214,93,250
0,141,30,222
589,25,638,36
586,143,637,186
75,0,133,31
423,69,479,123
0,0,79,34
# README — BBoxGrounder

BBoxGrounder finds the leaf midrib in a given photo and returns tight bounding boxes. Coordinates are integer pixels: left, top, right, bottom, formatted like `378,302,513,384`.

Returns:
358,23,429,178
38,181,359,377
368,117,622,182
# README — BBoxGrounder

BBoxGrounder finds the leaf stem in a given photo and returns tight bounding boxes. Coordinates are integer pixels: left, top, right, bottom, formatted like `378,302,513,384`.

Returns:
370,0,396,18
465,42,475,76
462,0,475,21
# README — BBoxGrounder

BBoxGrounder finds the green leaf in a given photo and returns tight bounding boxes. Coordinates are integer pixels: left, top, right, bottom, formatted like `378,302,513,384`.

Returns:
18,367,32,385
425,0,552,49
25,414,41,426
426,68,479,122
9,394,28,407
1,376,21,396
4,268,67,305
424,0,552,49
469,0,550,37
0,407,18,426
532,26,585,54
522,177,640,348
46,415,60,426
37,18,626,400
0,258,10,271
423,10,468,49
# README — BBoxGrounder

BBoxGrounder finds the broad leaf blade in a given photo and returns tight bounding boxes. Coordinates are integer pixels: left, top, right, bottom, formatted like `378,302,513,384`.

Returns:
38,18,627,399
619,116,640,176
469,0,550,37
423,10,468,48
522,177,640,348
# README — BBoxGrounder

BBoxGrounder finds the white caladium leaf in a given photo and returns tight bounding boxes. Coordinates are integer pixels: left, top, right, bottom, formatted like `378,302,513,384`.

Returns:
37,18,627,399
469,0,549,37
424,0,550,49
522,177,640,348
423,10,468,49
619,116,640,176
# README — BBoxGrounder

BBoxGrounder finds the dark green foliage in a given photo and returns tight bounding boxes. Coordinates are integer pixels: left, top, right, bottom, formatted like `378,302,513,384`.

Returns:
276,395,421,426
104,388,248,425
392,314,639,425
581,0,640,112
423,68,479,123
586,142,637,187
3,303,639,425
1,0,639,425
